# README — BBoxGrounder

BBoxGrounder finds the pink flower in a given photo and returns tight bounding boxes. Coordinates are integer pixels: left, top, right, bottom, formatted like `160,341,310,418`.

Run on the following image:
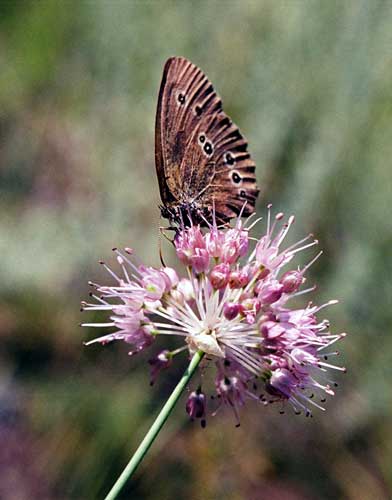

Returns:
175,226,209,272
280,270,304,293
140,267,170,300
205,226,225,258
223,302,240,321
256,279,283,304
149,350,172,386
210,263,230,289
82,205,346,422
220,227,248,264
255,209,319,274
268,368,297,399
228,268,249,288
239,297,261,324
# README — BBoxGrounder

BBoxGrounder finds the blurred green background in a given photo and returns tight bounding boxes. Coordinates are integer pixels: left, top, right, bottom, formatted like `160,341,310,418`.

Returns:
1,1,391,498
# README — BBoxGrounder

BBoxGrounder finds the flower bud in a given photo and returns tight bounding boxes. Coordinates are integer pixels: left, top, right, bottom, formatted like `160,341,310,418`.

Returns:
267,368,296,399
169,289,185,305
210,263,230,289
124,324,155,355
223,302,240,320
177,279,194,301
190,248,210,274
228,269,249,288
205,229,223,258
240,298,261,324
258,281,283,304
187,226,205,249
258,311,276,324
186,389,206,427
220,229,242,264
162,267,179,289
259,320,285,339
280,270,303,293
220,243,239,264
257,266,270,280
238,231,249,255
175,226,207,268
148,350,172,385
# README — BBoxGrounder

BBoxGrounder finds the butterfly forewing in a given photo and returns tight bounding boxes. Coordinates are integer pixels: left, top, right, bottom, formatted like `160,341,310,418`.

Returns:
155,56,259,225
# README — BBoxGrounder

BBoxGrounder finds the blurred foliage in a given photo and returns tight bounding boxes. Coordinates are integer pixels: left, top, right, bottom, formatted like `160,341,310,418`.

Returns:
0,0,391,499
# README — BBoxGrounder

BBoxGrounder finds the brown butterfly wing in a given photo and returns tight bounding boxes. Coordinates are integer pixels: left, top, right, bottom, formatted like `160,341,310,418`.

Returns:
155,56,259,223
155,56,222,204
179,111,259,223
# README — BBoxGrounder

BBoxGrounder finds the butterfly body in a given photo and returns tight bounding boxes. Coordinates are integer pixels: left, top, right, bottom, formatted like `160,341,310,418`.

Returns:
159,201,210,228
155,57,259,227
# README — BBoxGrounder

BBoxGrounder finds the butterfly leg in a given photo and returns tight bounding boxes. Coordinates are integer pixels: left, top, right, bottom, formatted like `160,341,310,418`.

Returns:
158,225,177,267
159,225,176,241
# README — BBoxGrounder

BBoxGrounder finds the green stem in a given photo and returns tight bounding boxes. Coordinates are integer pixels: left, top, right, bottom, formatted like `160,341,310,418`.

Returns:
104,350,205,500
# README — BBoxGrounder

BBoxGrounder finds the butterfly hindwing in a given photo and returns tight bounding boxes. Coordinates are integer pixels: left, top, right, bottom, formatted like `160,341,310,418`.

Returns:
179,111,259,222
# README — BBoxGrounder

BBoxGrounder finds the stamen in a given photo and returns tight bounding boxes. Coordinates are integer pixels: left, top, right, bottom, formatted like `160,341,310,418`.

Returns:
301,251,323,274
275,215,294,247
81,322,115,328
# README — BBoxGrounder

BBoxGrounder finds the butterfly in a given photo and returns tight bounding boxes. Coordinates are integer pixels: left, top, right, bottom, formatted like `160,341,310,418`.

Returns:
155,56,259,227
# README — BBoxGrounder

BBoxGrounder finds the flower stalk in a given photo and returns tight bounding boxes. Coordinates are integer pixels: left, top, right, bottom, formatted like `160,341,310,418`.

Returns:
104,350,204,500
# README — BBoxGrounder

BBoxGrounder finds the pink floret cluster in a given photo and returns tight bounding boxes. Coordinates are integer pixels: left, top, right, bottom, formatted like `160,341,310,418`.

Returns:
82,207,346,425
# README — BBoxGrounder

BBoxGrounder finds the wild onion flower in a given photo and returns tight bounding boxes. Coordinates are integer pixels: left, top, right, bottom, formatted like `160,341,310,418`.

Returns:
81,206,346,425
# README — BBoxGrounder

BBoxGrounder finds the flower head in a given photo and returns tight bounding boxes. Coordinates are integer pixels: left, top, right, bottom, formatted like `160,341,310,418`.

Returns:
82,206,346,423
